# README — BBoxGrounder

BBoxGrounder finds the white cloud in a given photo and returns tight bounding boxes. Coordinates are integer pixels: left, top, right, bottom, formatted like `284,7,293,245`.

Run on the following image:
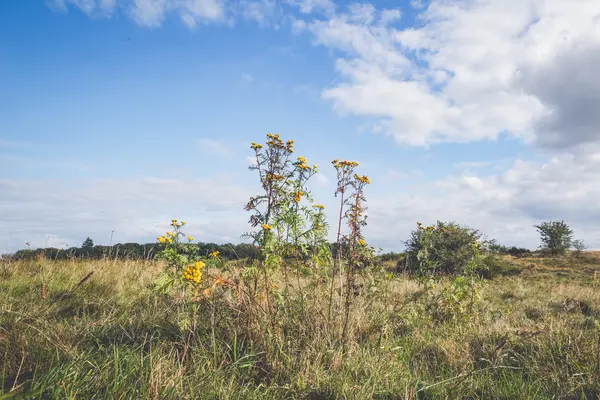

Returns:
314,172,329,186
52,0,226,27
0,178,251,252
129,0,169,26
240,0,278,26
130,0,225,27
246,156,258,167
300,0,600,148
364,152,600,250
286,0,335,15
196,138,232,156
0,140,30,149
49,0,117,16
5,153,600,253
242,72,255,83
379,9,401,26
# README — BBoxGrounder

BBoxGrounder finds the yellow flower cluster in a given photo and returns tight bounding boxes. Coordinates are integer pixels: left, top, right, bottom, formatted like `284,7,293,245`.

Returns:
266,172,285,182
296,156,312,171
354,174,371,184
251,142,263,150
264,133,294,152
261,224,273,231
183,261,205,284
417,222,443,232
158,230,178,244
357,239,366,246
312,204,325,210
171,219,186,227
293,191,303,203
332,160,359,169
187,235,194,242
209,250,220,258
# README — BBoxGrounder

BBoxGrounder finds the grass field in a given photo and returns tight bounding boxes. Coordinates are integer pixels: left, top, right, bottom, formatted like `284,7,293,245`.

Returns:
1,252,600,399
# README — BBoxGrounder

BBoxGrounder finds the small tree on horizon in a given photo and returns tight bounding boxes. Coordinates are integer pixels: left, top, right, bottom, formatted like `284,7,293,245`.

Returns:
82,237,94,249
534,221,573,256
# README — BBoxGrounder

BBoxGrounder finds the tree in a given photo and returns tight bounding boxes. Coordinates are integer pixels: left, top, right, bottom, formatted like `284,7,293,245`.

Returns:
572,239,586,258
534,221,573,256
82,237,94,249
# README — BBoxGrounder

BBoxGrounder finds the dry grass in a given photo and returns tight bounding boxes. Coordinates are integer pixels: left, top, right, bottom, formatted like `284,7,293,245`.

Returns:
1,254,600,399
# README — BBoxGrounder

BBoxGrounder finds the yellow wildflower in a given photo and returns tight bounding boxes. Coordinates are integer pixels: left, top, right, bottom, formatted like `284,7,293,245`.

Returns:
354,174,370,184
261,224,273,231
166,237,173,243
251,142,263,150
183,262,203,284
293,191,303,203
312,204,325,210
181,221,186,225
157,236,166,243
297,156,307,164
171,219,178,225
209,250,220,258
187,236,194,241
357,239,366,246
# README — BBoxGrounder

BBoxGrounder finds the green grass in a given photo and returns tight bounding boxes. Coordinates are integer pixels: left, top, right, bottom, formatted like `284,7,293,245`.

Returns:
1,254,600,399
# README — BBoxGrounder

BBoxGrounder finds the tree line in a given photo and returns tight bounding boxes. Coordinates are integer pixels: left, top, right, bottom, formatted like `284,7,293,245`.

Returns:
5,238,260,261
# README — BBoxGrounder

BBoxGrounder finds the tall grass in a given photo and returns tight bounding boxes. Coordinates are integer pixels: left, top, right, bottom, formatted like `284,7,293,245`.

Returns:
2,254,600,399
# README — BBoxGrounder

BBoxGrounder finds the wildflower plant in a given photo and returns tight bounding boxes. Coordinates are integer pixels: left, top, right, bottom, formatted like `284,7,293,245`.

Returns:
244,134,328,328
328,160,360,320
154,220,224,300
341,171,371,342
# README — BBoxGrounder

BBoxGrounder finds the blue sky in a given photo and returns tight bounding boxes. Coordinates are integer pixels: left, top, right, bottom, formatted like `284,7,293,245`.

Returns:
2,0,600,253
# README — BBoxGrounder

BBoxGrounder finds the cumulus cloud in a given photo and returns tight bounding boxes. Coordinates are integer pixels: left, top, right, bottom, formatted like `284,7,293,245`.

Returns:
301,0,600,148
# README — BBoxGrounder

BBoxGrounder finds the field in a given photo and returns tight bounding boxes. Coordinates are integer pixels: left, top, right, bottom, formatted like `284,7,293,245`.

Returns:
2,252,600,399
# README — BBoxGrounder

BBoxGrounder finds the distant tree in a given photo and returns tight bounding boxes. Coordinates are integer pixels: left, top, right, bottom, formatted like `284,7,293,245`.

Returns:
572,239,587,257
82,237,94,250
534,221,573,256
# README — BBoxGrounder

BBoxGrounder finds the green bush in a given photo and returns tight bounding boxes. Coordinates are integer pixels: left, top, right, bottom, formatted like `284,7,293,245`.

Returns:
405,221,483,275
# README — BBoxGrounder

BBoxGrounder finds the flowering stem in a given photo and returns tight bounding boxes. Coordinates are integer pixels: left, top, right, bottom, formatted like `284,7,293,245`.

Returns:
328,188,345,322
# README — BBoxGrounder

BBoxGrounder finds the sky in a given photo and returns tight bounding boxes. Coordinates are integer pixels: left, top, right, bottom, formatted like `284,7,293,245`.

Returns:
1,0,600,253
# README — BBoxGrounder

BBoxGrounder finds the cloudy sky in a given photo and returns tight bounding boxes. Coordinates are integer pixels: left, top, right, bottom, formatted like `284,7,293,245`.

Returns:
1,0,600,253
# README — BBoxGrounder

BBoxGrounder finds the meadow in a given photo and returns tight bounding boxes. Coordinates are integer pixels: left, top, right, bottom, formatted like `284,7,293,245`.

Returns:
2,134,600,399
1,252,599,399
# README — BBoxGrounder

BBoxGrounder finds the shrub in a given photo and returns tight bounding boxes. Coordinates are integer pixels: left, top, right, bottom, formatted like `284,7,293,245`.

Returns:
534,220,573,256
405,221,483,275
572,239,587,258
505,246,532,258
